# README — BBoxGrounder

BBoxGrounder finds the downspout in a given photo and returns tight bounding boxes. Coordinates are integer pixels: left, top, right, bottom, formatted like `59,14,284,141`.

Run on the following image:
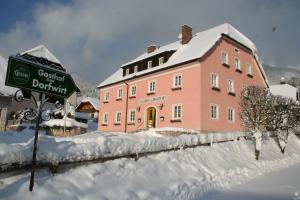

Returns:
124,81,129,133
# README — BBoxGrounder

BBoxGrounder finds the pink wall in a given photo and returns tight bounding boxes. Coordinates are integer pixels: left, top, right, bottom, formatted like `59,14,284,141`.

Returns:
98,37,267,133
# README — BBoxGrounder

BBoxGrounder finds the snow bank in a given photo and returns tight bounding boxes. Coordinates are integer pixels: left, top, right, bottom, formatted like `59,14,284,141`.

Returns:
43,117,88,128
0,129,242,168
0,134,300,200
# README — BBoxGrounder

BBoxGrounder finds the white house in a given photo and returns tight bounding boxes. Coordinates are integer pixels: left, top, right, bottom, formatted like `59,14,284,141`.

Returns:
269,78,299,102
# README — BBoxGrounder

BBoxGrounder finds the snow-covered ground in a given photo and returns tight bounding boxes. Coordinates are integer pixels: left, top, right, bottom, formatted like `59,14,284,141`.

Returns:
0,129,299,199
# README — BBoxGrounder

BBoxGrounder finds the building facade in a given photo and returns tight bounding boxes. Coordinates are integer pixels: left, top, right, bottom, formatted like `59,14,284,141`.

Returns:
98,23,268,133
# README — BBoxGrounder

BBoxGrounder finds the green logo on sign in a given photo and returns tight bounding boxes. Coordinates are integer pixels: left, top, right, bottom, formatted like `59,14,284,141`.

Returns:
13,65,30,84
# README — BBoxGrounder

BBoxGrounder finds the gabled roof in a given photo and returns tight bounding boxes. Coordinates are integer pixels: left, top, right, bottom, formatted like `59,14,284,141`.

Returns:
21,45,61,64
98,23,268,88
76,97,99,111
269,83,299,101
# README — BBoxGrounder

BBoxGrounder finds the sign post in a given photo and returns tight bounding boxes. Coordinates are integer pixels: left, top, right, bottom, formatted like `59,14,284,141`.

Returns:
5,55,77,191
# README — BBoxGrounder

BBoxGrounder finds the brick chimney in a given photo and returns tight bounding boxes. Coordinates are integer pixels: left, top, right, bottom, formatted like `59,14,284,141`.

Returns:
147,45,156,53
181,25,192,45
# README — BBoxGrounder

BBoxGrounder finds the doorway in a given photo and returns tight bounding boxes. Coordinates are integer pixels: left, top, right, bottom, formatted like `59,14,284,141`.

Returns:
146,107,156,128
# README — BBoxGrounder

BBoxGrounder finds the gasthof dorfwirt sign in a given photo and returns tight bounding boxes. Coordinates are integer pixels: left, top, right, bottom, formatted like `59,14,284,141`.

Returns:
5,56,77,98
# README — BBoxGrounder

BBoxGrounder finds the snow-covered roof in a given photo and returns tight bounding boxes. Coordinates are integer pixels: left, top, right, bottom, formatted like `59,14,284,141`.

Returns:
0,54,17,95
21,45,61,64
98,23,267,88
269,84,299,101
77,97,99,111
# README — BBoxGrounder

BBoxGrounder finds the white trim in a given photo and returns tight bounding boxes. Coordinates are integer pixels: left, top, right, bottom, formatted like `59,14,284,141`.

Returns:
104,91,110,102
227,107,235,123
102,112,108,124
130,85,137,97
227,79,235,93
147,60,152,69
173,73,182,88
171,103,182,120
221,51,228,65
159,57,164,65
210,103,219,120
115,111,122,124
144,105,158,129
148,80,156,93
234,57,241,70
246,63,252,75
134,65,138,73
211,73,219,88
117,87,123,99
128,109,136,123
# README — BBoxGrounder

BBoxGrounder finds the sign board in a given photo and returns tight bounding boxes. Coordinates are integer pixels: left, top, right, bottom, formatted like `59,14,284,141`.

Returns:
139,95,167,104
5,56,77,98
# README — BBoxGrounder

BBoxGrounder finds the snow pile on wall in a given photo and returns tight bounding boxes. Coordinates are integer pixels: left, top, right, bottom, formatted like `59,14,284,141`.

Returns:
43,117,88,128
0,130,242,168
0,134,300,199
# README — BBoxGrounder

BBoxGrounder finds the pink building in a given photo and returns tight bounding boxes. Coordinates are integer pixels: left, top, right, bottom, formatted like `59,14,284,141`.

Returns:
97,23,268,133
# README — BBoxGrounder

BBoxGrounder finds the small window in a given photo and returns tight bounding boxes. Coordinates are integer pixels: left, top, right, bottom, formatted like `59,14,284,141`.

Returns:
159,57,164,65
147,60,152,69
234,58,241,71
172,104,182,120
221,51,228,65
125,68,130,75
130,85,137,97
173,74,182,88
227,79,235,94
234,48,239,53
246,64,252,75
117,88,123,99
115,111,122,124
104,91,110,102
228,108,235,122
148,81,156,93
128,109,136,123
102,113,108,124
211,104,219,120
134,65,138,73
211,73,219,88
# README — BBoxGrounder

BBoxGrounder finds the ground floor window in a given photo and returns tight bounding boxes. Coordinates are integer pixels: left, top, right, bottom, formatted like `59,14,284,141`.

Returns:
115,111,122,124
172,104,182,120
228,107,235,122
102,113,108,124
211,104,219,120
128,109,136,123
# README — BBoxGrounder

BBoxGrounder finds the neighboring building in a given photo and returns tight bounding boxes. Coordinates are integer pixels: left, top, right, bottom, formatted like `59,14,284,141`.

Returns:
0,45,80,125
97,23,268,133
76,97,99,119
269,77,300,102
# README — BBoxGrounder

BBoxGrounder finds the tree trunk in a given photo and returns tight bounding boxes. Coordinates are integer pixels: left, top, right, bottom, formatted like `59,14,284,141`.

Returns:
255,149,260,160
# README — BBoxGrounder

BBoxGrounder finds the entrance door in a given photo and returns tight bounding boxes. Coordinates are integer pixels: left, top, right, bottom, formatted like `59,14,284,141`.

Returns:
146,107,156,128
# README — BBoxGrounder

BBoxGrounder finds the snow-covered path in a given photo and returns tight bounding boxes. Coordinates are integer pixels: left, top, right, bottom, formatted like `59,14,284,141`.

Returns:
201,162,300,200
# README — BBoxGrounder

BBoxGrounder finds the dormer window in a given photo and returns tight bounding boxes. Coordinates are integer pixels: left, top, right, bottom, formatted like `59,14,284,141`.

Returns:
134,65,138,73
125,68,129,75
159,57,164,65
147,60,152,69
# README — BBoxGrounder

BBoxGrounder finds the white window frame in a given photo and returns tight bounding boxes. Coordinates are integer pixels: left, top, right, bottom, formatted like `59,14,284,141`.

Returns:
128,109,136,123
102,112,108,124
227,79,235,93
211,73,219,88
159,57,164,65
246,63,252,75
134,65,138,73
115,111,122,124
221,51,228,65
210,104,219,120
172,104,182,120
148,80,156,93
227,107,235,122
104,91,110,102
147,60,152,69
125,68,129,75
173,73,182,88
234,57,241,71
130,85,137,97
117,88,123,99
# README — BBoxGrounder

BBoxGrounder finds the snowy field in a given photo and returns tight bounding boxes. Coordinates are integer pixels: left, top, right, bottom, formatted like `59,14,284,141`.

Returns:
0,129,300,199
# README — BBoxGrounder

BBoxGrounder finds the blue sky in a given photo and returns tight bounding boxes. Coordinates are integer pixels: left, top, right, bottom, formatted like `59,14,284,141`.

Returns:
0,0,299,84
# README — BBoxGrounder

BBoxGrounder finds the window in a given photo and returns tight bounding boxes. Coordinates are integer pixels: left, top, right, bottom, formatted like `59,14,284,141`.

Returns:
128,109,136,123
211,104,219,120
134,65,138,73
130,85,137,97
234,58,241,71
227,79,235,94
221,51,228,65
104,91,110,102
173,74,182,88
147,60,152,69
246,64,252,76
117,88,123,99
159,57,164,65
115,111,122,124
148,81,156,93
228,108,235,122
211,73,219,89
172,104,182,120
125,68,129,75
102,113,108,124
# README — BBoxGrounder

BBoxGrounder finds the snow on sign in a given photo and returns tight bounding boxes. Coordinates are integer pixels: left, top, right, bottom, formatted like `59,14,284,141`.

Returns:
5,56,77,98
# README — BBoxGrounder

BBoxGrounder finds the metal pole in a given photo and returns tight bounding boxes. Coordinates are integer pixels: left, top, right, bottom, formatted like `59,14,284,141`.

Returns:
29,93,43,191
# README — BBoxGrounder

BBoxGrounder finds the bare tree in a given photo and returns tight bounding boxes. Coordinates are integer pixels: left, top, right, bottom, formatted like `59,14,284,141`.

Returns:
240,86,271,160
267,95,300,153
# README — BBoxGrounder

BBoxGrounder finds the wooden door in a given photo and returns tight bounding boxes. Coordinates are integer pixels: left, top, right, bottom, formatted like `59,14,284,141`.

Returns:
146,107,156,128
